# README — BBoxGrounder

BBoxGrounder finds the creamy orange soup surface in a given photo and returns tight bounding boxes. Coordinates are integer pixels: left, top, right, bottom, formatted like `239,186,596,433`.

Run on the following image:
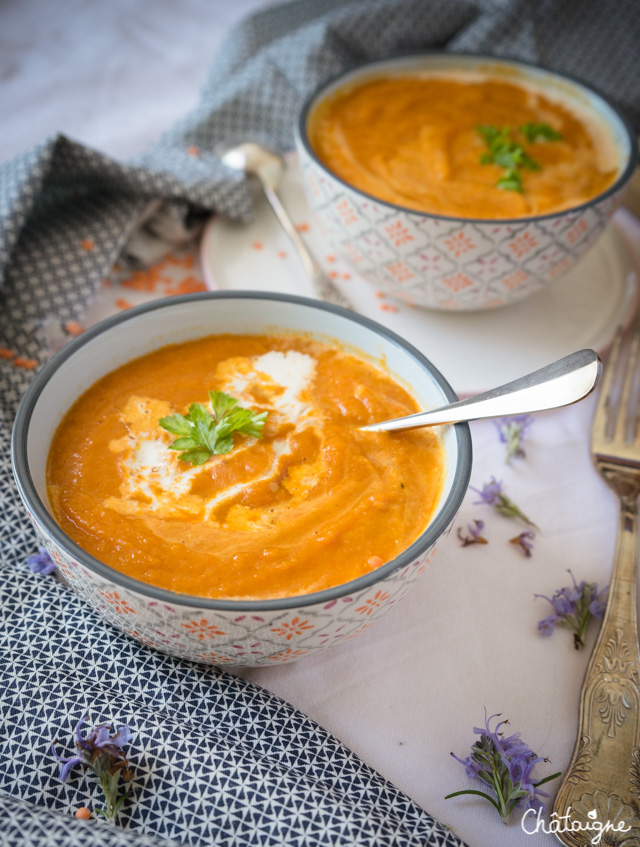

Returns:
309,73,618,218
47,334,446,600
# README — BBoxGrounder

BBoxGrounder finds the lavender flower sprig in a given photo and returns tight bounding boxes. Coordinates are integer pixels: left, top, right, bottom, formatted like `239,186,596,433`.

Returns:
471,477,537,528
536,571,608,649
446,710,561,823
458,520,488,547
494,415,534,463
52,717,134,822
26,547,56,574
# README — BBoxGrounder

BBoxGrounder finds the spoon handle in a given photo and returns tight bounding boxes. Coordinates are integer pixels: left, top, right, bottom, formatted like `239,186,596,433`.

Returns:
362,349,602,432
262,185,353,310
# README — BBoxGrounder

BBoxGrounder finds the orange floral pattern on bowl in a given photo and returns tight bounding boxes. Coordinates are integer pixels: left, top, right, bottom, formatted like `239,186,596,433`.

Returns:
28,515,447,667
296,154,625,311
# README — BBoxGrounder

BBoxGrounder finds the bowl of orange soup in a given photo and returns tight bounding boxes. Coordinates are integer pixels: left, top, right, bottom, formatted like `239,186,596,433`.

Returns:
12,292,471,666
296,53,637,310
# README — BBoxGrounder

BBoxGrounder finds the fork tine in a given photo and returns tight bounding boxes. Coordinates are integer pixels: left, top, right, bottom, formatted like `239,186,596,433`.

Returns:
593,326,623,441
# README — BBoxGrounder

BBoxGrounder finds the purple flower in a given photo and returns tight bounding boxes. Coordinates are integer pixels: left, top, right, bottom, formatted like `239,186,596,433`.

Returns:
494,415,534,463
26,547,56,575
510,530,535,557
535,571,608,649
75,717,133,759
471,477,537,528
472,477,503,506
52,717,134,821
457,519,488,547
589,586,609,619
538,615,558,637
446,710,560,823
51,748,83,783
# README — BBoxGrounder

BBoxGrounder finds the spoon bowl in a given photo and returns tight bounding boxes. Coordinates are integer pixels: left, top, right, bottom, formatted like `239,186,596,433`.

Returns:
219,141,352,309
220,141,283,190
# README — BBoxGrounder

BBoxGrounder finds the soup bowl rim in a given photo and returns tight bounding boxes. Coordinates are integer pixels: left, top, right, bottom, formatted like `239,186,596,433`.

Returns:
11,290,472,613
296,50,639,226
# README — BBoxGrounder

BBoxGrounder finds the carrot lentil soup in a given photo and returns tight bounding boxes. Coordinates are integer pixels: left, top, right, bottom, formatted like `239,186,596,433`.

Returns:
47,334,445,600
309,74,618,218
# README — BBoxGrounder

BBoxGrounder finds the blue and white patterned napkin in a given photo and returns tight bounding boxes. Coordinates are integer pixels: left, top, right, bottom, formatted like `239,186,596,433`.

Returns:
1,0,639,844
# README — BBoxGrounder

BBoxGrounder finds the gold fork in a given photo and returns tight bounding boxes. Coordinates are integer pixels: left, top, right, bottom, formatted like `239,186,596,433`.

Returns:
553,327,640,845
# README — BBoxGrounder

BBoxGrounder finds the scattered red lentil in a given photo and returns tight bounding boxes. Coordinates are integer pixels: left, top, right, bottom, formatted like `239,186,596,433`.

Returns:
186,146,200,157
326,254,336,263
75,807,91,820
115,298,133,310
81,238,95,251
342,273,351,280
295,222,309,232
277,251,287,259
165,276,207,296
13,357,37,369
65,321,84,336
0,348,14,359
368,555,385,569
375,291,385,299
380,303,399,313
252,242,264,250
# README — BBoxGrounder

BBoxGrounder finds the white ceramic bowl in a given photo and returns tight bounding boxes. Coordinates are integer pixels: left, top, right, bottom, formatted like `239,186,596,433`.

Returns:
12,293,471,666
296,53,638,311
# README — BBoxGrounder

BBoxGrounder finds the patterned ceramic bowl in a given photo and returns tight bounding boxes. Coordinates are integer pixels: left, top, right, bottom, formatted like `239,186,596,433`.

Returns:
12,293,471,666
296,53,637,311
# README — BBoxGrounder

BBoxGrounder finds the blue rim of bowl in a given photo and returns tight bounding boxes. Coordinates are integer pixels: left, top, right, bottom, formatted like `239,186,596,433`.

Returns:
11,291,472,612
297,51,639,226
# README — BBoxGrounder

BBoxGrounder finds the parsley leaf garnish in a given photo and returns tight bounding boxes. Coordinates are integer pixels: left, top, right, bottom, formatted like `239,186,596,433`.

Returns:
476,122,562,193
519,122,563,144
158,390,268,466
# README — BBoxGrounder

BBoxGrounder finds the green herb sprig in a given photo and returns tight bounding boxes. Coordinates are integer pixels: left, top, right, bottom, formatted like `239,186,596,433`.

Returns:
476,122,563,193
159,390,268,465
519,122,563,144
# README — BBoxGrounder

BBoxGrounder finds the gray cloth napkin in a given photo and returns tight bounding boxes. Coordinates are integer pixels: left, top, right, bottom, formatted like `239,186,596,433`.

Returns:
1,0,639,845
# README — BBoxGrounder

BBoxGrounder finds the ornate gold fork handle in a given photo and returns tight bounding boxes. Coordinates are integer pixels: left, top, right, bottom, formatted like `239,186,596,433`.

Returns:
553,467,640,846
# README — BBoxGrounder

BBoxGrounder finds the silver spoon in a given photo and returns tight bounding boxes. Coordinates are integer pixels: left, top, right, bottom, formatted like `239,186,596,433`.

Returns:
220,142,353,310
362,349,601,433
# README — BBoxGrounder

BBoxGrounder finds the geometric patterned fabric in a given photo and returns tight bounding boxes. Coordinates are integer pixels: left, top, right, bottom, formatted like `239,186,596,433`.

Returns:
1,0,639,843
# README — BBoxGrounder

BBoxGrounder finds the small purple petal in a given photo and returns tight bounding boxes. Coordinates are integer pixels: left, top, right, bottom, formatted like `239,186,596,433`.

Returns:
494,415,534,458
471,477,503,506
538,615,557,636
108,725,133,748
51,743,84,781
589,585,609,618
551,591,573,616
59,756,84,782
26,547,56,575
74,716,88,744
510,531,535,557
457,519,488,547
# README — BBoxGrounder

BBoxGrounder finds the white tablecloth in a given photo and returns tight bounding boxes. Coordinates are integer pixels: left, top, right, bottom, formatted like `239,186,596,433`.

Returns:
2,2,636,845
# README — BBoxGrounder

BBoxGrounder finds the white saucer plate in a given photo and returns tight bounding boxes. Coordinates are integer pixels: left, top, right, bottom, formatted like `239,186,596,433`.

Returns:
200,154,640,396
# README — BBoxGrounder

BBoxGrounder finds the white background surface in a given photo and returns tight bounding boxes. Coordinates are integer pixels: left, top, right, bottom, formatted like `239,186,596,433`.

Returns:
2,2,637,846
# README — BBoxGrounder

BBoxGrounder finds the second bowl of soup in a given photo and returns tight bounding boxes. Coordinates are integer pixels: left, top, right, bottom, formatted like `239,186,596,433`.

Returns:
296,53,637,310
